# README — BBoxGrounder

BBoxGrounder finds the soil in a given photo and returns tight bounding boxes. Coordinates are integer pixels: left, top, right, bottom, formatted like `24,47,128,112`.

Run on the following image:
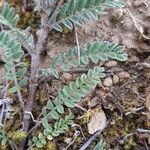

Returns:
0,0,150,150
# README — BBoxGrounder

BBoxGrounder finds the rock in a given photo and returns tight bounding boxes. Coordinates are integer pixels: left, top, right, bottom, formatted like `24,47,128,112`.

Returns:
105,61,117,67
61,73,72,81
118,72,130,78
113,74,119,84
103,77,113,87
88,108,107,134
0,66,6,84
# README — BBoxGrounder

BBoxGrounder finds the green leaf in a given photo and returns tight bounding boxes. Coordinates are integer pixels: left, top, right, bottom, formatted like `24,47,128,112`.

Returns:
67,0,75,15
2,3,9,17
47,100,55,110
94,140,106,150
16,68,27,78
12,51,24,60
64,99,75,108
39,41,127,79
40,138,46,145
1,3,19,27
62,19,73,30
52,24,62,32
52,130,59,137
38,133,44,139
50,110,59,120
60,4,68,18
36,141,43,148
18,77,28,87
47,135,53,140
77,0,87,11
50,0,125,32
5,62,15,71
32,136,38,143
56,105,64,114
9,85,20,93
6,73,14,80
1,138,8,145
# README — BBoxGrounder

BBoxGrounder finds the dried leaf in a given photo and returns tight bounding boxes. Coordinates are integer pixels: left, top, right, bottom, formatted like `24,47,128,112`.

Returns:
88,108,107,134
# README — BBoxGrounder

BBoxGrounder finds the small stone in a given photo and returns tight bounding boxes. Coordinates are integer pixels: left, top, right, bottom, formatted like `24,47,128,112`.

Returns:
62,73,72,81
103,77,113,87
118,72,130,78
105,61,117,67
88,108,107,134
113,74,119,84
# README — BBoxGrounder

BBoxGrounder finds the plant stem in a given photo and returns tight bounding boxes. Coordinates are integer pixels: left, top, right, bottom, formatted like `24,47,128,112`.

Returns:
19,13,49,149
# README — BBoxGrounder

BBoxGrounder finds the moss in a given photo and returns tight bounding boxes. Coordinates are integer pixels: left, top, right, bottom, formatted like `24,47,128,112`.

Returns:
46,141,57,150
8,131,27,142
8,0,39,29
123,137,136,150
0,145,8,150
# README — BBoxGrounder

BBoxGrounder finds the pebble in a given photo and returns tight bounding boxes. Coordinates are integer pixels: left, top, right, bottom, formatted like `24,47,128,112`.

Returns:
113,74,119,84
105,61,117,67
62,73,72,81
103,77,113,87
118,72,130,78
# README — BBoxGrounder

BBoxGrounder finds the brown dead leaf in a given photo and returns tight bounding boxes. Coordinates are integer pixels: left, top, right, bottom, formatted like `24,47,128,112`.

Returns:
88,108,107,134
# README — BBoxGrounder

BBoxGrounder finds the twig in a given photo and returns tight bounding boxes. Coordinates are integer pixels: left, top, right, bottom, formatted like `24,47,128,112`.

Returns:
0,98,12,126
144,140,149,150
9,140,19,150
24,111,39,123
75,104,87,112
2,80,9,98
65,130,80,150
137,128,150,133
72,124,86,139
79,118,111,150
125,106,145,116
136,62,150,69
19,1,50,148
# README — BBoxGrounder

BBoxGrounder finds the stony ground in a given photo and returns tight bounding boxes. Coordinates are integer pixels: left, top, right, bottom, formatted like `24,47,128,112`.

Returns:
0,0,150,149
